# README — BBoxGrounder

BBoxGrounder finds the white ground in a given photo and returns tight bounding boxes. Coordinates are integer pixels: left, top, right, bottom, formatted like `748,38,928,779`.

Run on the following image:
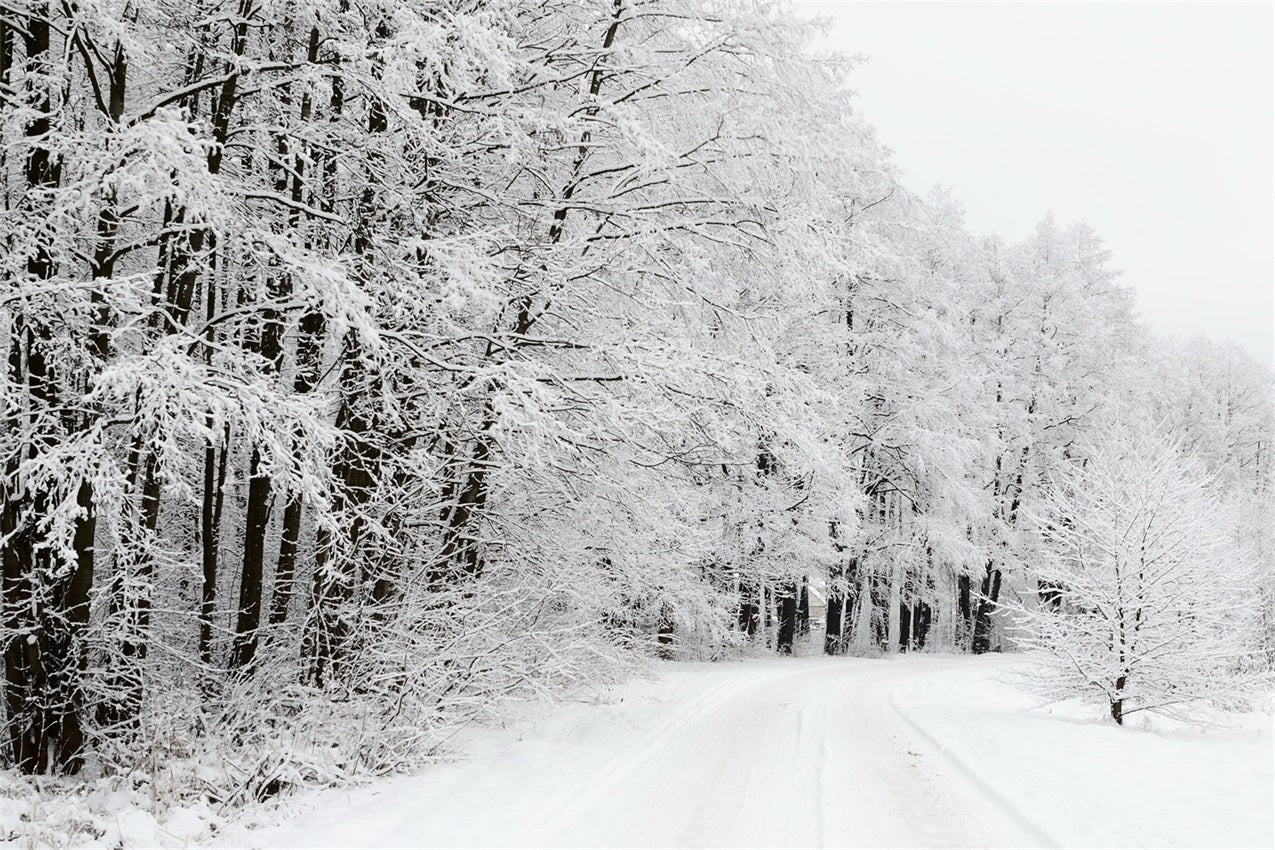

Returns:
219,654,1273,849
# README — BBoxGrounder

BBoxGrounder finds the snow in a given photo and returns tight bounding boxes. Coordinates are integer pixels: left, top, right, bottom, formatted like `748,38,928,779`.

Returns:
0,775,221,849
891,658,1275,849
218,654,1273,849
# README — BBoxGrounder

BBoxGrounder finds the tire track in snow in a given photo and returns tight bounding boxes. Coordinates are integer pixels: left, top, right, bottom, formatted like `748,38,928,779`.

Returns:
524,658,1034,848
240,657,1056,849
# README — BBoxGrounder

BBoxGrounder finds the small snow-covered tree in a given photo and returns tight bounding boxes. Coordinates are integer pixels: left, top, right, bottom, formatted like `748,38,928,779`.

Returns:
1010,429,1264,724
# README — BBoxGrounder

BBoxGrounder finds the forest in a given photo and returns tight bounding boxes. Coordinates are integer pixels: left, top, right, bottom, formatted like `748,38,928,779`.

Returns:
0,0,1270,816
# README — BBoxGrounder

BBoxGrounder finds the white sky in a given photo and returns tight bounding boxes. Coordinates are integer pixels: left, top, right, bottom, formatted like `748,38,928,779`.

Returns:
795,1,1273,367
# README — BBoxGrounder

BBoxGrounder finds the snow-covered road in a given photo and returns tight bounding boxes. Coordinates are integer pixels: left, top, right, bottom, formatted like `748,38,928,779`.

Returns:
232,657,1037,849
515,658,1039,849
228,655,1272,849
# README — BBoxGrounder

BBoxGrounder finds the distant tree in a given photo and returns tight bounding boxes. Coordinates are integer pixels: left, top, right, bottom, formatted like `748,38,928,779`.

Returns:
1009,429,1265,724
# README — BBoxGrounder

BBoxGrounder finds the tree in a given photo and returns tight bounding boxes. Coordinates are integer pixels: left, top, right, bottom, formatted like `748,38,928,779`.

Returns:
1009,429,1264,724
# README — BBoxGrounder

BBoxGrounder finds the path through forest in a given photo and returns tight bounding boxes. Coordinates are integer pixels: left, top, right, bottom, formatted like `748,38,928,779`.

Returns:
513,657,1041,848
226,654,1271,849
232,657,1050,848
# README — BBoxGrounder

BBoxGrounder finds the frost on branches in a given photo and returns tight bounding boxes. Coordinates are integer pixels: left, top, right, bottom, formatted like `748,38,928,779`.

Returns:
1010,430,1267,724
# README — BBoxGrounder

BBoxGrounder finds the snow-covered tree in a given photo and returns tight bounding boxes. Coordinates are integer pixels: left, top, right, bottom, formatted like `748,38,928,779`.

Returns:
1009,429,1266,724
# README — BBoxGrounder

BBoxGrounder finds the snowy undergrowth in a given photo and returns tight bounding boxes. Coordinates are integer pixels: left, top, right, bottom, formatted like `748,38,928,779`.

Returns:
0,680,607,850
0,623,649,850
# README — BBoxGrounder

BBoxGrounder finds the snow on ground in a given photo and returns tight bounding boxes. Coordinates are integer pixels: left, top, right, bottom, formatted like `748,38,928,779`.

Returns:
889,657,1274,849
217,653,1273,849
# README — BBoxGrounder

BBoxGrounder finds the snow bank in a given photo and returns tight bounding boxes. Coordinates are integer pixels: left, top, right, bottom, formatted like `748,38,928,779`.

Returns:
0,772,217,848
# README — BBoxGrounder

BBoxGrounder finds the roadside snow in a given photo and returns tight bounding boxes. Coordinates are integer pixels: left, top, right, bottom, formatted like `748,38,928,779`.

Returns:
890,656,1274,849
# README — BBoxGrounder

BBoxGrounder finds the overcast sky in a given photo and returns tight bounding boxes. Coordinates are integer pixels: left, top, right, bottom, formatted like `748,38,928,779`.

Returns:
795,1,1273,367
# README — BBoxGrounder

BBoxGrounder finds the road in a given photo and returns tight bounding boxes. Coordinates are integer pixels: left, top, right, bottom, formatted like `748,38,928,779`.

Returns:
236,657,1045,849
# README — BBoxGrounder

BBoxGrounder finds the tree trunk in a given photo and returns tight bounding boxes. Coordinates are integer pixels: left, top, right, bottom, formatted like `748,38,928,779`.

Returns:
824,586,843,655
229,448,272,670
656,605,675,660
898,602,912,652
776,582,797,654
1110,674,1127,725
271,26,331,629
869,571,889,650
0,4,98,775
431,0,625,588
198,432,226,665
270,346,327,624
957,572,973,648
104,7,250,716
303,334,379,687
971,561,1002,654
797,577,810,636
738,580,759,637
912,601,931,650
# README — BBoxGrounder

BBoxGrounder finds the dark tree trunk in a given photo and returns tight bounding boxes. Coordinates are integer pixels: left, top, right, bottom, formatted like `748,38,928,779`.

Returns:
824,589,843,655
825,524,845,654
869,572,889,650
198,438,223,665
912,601,931,650
762,585,772,642
898,602,912,652
2,420,42,772
230,449,272,670
776,582,797,654
102,418,162,730
303,334,380,687
271,313,324,628
1,5,96,775
957,572,973,647
269,491,304,628
53,34,126,760
797,577,810,636
971,561,1002,654
656,605,675,660
232,24,318,663
300,59,392,679
431,0,624,589
845,561,860,643
106,9,248,717
49,481,96,773
271,26,331,629
738,580,759,636
298,49,391,689
197,229,229,666
1110,674,1127,725
228,4,295,673
826,557,859,654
